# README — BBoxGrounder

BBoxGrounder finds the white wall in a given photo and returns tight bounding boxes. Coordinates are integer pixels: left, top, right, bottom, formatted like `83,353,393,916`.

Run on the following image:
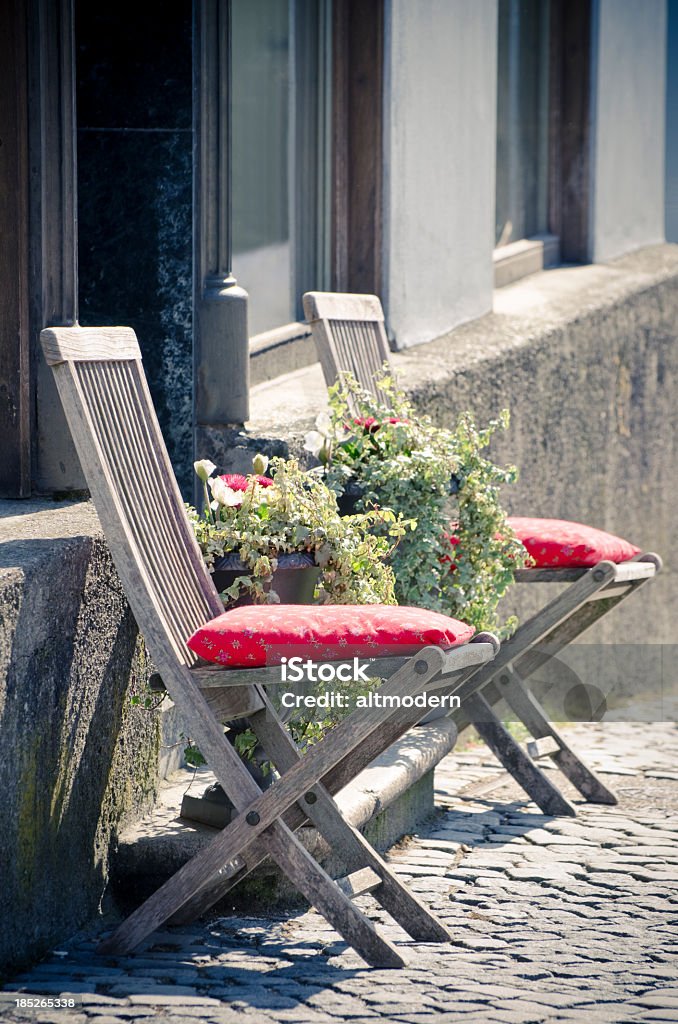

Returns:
382,0,498,349
590,0,667,262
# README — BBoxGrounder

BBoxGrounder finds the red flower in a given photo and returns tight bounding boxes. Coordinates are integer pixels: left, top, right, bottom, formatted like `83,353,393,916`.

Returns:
353,416,380,433
439,531,460,569
351,416,407,434
219,473,273,491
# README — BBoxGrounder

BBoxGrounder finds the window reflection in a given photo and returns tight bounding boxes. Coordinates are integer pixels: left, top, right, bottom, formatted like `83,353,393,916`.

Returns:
232,0,331,336
495,0,550,247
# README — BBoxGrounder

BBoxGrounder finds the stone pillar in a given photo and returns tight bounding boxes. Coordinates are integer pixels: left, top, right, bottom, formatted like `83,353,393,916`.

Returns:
193,0,250,474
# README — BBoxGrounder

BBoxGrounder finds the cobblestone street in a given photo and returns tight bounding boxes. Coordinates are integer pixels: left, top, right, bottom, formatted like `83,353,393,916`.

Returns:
4,721,678,1024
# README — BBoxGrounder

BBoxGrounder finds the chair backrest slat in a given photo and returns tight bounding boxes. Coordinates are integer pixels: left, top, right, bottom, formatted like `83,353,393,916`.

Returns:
303,291,392,399
42,327,223,668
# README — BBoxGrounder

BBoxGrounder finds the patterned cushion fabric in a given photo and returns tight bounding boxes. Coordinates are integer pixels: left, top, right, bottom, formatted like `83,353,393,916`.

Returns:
507,517,641,568
187,605,475,668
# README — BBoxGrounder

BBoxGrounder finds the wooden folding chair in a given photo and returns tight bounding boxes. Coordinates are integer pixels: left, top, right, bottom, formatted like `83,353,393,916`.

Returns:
303,290,662,817
41,325,500,967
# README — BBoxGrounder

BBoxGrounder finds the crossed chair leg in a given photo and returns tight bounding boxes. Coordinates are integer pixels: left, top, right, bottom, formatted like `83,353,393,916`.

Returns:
451,555,661,816
99,639,497,966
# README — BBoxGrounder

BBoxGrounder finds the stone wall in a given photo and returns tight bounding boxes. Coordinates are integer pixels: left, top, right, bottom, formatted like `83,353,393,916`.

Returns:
398,249,676,644
0,502,160,979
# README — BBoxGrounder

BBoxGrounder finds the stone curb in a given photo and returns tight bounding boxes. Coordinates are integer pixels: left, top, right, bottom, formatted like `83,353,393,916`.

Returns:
111,719,457,908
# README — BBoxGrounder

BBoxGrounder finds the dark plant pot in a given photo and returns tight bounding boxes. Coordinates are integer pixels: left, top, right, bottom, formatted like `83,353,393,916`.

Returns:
336,481,366,517
211,550,320,606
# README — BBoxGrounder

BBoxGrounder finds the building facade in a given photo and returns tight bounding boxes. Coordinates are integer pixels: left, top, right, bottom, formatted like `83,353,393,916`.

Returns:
0,0,671,499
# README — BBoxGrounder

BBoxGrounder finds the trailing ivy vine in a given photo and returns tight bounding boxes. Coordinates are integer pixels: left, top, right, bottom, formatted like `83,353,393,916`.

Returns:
309,371,526,636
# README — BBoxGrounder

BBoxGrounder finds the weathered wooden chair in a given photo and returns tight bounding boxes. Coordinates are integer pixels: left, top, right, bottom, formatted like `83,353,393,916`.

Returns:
303,290,662,817
41,325,500,967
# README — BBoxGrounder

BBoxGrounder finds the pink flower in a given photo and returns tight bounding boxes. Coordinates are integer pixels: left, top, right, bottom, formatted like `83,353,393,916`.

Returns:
350,416,408,434
212,472,273,511
219,473,273,491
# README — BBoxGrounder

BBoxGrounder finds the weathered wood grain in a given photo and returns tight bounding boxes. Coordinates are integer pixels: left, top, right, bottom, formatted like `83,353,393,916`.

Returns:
303,291,385,323
172,654,492,924
464,692,577,817
41,326,142,365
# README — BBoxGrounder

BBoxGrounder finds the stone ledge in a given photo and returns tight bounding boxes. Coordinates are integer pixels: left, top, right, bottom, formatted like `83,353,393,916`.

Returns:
110,718,458,909
0,498,188,783
241,243,678,444
0,499,161,975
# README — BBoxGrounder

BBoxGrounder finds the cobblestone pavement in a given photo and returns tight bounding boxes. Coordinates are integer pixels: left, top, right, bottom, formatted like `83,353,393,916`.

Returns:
4,722,678,1024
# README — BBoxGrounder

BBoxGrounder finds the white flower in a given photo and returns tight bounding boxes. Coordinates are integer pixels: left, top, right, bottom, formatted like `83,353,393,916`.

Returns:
303,430,326,458
194,459,217,482
304,411,341,461
252,453,269,475
315,411,332,434
209,476,242,507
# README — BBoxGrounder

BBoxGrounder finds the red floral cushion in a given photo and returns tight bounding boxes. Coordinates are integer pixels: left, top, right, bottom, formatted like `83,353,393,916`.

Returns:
187,605,475,668
507,517,641,568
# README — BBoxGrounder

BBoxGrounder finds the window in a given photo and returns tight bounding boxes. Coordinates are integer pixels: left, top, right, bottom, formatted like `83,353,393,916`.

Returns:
494,0,559,285
231,0,332,337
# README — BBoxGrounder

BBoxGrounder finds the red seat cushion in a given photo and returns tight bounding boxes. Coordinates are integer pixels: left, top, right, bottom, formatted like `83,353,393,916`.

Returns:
507,517,641,569
187,605,475,668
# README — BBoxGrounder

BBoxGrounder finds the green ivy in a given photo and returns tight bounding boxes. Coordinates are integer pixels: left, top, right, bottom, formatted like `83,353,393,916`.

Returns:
318,372,527,636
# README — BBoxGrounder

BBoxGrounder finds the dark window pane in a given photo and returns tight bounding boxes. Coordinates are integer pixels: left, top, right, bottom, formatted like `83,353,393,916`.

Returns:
232,0,291,334
496,0,550,247
232,0,331,335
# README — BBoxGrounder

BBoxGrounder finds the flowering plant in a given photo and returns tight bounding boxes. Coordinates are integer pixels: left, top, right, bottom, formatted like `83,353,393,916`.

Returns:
187,453,411,767
188,453,407,607
305,371,527,635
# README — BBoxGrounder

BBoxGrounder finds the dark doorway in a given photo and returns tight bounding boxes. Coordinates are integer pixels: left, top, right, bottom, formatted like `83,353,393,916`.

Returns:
75,1,194,494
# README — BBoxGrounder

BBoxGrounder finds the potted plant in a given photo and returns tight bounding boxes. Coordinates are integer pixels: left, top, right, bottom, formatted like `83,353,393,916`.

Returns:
305,371,527,636
188,452,407,608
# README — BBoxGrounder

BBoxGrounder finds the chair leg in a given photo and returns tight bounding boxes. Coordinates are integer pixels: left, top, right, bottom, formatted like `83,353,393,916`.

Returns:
464,692,577,816
172,660,489,926
264,822,406,967
491,668,617,805
100,648,458,962
100,781,405,967
248,703,453,943
496,568,658,806
452,577,640,808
